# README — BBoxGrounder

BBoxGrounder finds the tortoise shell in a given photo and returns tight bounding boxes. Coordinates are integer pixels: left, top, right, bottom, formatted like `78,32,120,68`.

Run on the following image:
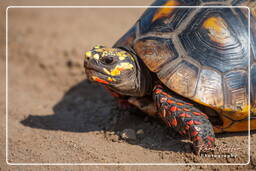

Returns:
113,0,256,120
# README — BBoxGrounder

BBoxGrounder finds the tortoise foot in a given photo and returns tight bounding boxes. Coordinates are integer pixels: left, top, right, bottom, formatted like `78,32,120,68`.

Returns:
153,85,215,154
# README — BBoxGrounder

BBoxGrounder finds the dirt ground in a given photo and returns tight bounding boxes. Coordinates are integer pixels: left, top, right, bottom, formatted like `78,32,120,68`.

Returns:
0,0,255,170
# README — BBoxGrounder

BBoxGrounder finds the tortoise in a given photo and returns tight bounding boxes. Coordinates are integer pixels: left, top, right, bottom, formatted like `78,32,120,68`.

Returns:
84,0,256,154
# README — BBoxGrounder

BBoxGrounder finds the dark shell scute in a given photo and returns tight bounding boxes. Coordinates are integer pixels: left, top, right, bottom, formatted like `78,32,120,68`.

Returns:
224,70,248,111
158,60,199,98
231,0,249,5
139,0,198,35
134,36,178,72
179,8,248,73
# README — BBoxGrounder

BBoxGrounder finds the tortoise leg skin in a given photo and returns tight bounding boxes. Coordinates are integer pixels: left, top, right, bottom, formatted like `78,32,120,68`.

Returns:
153,85,215,154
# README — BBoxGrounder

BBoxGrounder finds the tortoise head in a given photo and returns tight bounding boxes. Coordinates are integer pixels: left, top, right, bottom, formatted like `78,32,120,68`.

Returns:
84,45,152,96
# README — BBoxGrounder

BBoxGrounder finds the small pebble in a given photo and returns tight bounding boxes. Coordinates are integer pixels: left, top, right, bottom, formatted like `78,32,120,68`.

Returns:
120,129,136,141
111,135,119,142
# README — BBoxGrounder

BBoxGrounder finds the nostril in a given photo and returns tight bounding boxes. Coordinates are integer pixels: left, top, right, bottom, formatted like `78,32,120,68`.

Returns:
84,58,89,66
85,57,90,61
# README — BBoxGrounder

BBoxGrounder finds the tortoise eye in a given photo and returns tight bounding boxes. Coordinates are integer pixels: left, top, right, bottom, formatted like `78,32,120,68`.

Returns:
101,56,114,65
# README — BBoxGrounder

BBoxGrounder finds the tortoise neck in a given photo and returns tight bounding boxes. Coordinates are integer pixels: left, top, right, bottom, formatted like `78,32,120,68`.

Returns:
116,46,153,97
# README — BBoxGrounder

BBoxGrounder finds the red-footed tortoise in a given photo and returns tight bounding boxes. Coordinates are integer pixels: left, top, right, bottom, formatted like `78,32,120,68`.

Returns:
84,0,256,154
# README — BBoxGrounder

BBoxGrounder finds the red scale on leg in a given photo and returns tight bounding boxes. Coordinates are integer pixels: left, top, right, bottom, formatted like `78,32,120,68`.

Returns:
186,120,194,125
179,113,186,117
185,125,190,130
207,136,215,142
177,102,184,106
155,89,162,94
201,113,209,119
183,108,190,112
167,99,174,104
191,130,199,136
166,94,172,98
192,112,201,116
179,113,191,118
185,113,191,118
171,118,177,127
170,106,177,112
194,121,202,125
161,92,168,96
194,136,201,141
153,85,215,155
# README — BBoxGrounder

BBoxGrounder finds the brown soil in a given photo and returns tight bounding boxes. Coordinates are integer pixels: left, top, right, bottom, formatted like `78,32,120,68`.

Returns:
0,0,255,170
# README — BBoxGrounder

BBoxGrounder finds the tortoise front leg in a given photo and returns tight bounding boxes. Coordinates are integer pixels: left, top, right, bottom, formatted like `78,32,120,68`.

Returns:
153,85,215,154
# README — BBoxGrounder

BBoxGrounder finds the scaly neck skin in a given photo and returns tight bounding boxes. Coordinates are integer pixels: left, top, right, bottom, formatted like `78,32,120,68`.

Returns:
110,47,153,97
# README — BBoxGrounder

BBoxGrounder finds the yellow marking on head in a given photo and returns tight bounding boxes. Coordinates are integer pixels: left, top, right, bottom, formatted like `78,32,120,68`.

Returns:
130,56,135,61
202,17,231,44
110,62,134,76
108,77,112,81
85,51,92,58
95,48,103,52
152,0,180,22
103,68,111,75
107,77,116,82
94,45,101,49
119,56,126,60
117,51,127,56
117,51,128,60
93,54,100,60
102,51,108,57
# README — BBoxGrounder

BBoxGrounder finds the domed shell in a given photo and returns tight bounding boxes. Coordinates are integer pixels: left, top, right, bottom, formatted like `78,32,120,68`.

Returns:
113,0,256,117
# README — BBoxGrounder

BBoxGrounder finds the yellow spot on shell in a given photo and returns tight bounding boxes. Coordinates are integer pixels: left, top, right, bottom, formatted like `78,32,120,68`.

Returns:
103,68,111,75
85,51,92,57
152,0,180,22
202,17,231,44
93,54,100,60
110,62,134,76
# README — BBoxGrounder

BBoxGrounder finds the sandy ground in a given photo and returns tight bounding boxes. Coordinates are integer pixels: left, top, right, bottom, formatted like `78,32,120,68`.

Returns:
0,0,255,170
